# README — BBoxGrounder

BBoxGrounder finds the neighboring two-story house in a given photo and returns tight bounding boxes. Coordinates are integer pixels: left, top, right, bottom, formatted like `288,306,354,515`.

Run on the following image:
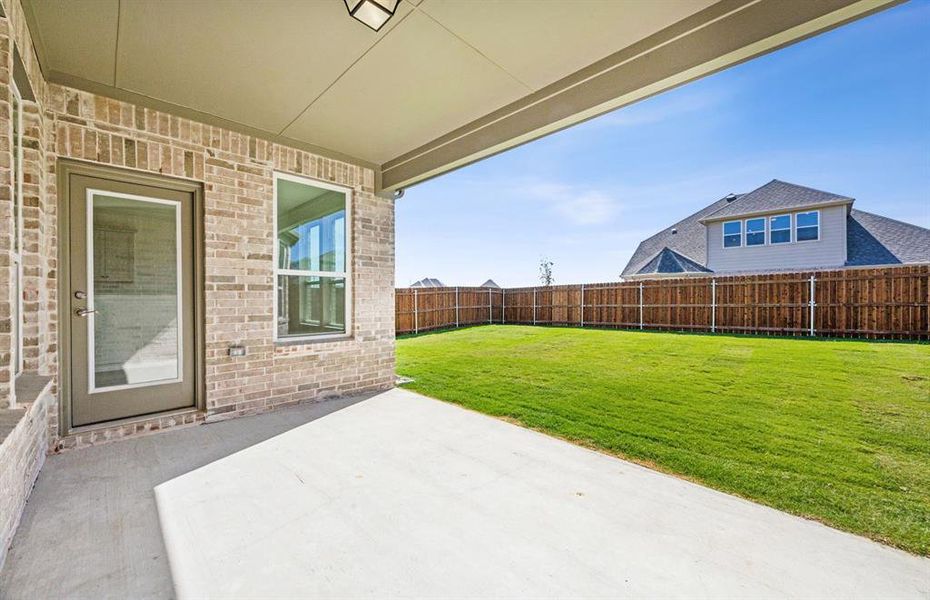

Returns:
621,180,930,279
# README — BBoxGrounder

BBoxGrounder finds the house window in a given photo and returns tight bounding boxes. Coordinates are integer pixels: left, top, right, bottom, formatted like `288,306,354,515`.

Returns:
796,211,820,242
745,218,765,246
274,173,351,340
769,214,791,244
723,221,742,248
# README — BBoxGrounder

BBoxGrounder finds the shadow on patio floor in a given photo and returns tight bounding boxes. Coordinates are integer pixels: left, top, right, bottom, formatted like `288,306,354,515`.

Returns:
0,392,374,600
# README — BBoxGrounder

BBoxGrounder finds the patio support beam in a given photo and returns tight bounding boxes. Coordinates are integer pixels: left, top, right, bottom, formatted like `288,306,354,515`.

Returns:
380,0,900,192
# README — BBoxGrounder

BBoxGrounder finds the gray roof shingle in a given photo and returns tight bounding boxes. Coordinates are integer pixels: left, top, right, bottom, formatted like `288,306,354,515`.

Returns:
702,179,853,221
846,209,930,266
636,248,712,275
620,195,738,277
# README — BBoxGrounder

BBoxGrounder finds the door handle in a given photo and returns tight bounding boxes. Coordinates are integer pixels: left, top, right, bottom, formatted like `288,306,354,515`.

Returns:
75,308,98,317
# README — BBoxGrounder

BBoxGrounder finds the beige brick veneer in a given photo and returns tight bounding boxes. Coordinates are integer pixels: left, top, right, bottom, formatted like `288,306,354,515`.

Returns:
0,0,396,452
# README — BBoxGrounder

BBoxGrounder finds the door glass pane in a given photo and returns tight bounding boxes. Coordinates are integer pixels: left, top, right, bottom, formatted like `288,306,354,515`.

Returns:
277,275,346,337
91,193,180,390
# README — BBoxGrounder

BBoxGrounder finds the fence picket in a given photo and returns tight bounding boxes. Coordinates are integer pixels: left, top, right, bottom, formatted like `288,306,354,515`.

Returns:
394,265,929,339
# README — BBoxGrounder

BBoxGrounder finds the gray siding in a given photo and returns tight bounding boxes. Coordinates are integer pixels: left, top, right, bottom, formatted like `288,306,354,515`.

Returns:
706,205,847,273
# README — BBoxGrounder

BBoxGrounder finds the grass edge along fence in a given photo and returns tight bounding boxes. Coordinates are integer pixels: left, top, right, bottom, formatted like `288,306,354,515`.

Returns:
395,264,930,340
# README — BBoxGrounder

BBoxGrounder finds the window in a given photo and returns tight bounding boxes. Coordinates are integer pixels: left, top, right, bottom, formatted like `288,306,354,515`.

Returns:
745,218,765,246
796,211,820,242
769,214,791,244
723,221,742,248
274,173,351,340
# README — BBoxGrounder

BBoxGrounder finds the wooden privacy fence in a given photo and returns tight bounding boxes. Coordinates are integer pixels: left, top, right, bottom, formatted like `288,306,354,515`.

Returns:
395,265,930,340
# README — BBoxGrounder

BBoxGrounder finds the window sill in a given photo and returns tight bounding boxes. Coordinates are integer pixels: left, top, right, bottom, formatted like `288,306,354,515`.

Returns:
274,333,353,347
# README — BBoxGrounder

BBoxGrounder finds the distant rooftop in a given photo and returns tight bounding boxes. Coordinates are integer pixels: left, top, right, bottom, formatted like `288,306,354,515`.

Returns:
701,180,853,222
410,278,446,288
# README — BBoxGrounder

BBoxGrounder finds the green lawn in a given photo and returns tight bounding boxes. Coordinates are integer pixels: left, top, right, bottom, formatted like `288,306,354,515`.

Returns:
396,325,930,556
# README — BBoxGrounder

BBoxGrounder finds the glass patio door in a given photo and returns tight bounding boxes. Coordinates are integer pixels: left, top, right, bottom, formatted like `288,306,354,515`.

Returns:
68,174,196,427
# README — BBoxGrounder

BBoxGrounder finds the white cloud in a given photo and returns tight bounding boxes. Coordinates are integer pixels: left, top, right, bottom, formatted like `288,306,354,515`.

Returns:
523,182,621,225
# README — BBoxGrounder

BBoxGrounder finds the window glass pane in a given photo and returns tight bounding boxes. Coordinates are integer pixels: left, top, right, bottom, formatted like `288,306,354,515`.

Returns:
723,221,741,235
797,226,819,241
277,179,346,272
745,218,764,246
770,228,791,244
770,215,790,230
746,232,764,246
723,234,741,248
796,211,819,228
276,275,346,337
746,218,764,233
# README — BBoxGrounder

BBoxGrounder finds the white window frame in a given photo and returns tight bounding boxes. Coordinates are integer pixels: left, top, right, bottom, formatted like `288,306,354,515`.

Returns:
722,220,742,249
272,172,352,342
795,210,821,243
11,80,24,380
769,213,791,244
744,217,766,247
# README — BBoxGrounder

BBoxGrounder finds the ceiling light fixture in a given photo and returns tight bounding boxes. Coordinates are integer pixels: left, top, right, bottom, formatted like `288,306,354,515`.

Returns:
344,0,398,32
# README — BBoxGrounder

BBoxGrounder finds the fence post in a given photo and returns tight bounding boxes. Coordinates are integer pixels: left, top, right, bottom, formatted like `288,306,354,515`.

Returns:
488,287,492,324
502,289,506,324
533,288,537,325
580,284,585,327
639,282,644,330
809,275,816,336
455,287,460,328
414,288,419,335
711,279,716,333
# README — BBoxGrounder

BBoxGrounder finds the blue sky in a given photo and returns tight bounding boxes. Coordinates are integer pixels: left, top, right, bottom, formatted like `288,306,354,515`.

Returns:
396,2,929,287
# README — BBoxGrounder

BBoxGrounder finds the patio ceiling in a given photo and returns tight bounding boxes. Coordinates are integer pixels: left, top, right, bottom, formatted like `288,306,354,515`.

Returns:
23,0,898,192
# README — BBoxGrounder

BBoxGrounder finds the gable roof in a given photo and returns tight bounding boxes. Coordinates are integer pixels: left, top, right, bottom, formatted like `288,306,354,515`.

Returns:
701,180,853,222
636,248,712,275
480,279,500,288
620,194,738,278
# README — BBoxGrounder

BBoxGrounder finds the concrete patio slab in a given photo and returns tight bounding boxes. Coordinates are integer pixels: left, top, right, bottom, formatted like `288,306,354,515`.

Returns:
2,388,928,599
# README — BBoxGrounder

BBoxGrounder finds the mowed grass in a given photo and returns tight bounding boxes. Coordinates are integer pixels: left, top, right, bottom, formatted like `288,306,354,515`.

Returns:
396,325,930,555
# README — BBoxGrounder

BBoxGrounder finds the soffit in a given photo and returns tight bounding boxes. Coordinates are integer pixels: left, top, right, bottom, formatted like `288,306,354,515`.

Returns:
22,0,898,188
418,0,713,90
24,0,715,164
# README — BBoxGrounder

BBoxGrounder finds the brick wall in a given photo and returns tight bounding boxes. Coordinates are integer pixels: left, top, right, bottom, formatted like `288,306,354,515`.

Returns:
0,387,49,571
0,0,396,452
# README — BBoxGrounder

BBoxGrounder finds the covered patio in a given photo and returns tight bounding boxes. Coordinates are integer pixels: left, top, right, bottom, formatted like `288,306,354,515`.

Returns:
0,0,918,596
2,389,927,598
